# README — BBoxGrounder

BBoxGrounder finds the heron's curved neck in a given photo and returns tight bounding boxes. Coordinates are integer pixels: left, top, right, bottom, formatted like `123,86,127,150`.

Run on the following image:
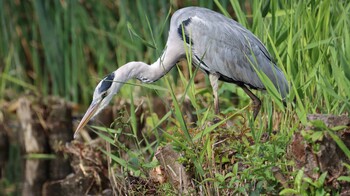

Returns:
114,48,183,85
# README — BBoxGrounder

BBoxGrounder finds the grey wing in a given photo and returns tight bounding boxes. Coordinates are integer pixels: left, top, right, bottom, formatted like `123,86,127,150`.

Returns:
179,12,288,98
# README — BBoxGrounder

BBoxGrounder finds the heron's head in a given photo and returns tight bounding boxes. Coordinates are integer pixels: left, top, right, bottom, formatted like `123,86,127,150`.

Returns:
74,72,117,137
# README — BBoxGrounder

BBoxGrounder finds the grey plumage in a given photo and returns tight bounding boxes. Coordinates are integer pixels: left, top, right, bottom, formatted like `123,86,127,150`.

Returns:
74,7,289,137
172,7,288,96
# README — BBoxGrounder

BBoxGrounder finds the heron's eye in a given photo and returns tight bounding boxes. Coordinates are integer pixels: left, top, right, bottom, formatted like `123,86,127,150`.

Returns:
101,91,108,99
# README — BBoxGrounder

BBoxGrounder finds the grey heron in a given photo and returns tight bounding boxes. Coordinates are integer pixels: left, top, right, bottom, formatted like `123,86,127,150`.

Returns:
74,7,289,137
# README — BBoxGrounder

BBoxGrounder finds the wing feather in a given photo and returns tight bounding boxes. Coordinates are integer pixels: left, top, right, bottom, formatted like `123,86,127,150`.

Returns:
170,7,289,98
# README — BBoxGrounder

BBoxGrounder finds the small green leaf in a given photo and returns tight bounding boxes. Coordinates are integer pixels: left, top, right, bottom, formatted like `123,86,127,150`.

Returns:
343,163,350,170
100,148,138,173
215,173,225,182
303,177,317,187
93,129,116,146
309,120,328,130
311,131,324,142
25,153,56,160
331,125,348,131
92,125,121,134
279,188,299,195
233,163,239,176
142,159,159,169
316,172,328,187
338,176,350,182
295,168,304,191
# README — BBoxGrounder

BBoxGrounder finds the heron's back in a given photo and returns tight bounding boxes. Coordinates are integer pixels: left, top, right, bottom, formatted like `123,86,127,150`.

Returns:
169,7,289,98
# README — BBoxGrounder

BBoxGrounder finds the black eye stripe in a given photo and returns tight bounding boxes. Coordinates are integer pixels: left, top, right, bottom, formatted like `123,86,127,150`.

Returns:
98,72,115,95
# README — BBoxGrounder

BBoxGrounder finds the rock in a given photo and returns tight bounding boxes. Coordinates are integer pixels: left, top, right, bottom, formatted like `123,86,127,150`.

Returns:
155,144,195,195
289,114,350,193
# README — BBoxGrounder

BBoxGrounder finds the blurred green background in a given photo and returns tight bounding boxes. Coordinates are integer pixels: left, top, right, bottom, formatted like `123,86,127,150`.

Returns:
1,0,230,105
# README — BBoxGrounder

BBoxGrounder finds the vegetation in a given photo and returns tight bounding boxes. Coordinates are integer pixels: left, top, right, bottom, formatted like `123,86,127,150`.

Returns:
1,0,350,195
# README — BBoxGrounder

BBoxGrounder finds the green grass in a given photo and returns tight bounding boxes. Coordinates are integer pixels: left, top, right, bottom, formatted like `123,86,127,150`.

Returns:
1,0,350,195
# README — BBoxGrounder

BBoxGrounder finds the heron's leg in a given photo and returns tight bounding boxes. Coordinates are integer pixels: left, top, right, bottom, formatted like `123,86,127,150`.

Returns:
209,73,220,115
240,85,261,120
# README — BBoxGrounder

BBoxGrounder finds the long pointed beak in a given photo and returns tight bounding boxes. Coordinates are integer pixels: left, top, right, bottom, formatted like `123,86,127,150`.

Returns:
74,100,101,138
